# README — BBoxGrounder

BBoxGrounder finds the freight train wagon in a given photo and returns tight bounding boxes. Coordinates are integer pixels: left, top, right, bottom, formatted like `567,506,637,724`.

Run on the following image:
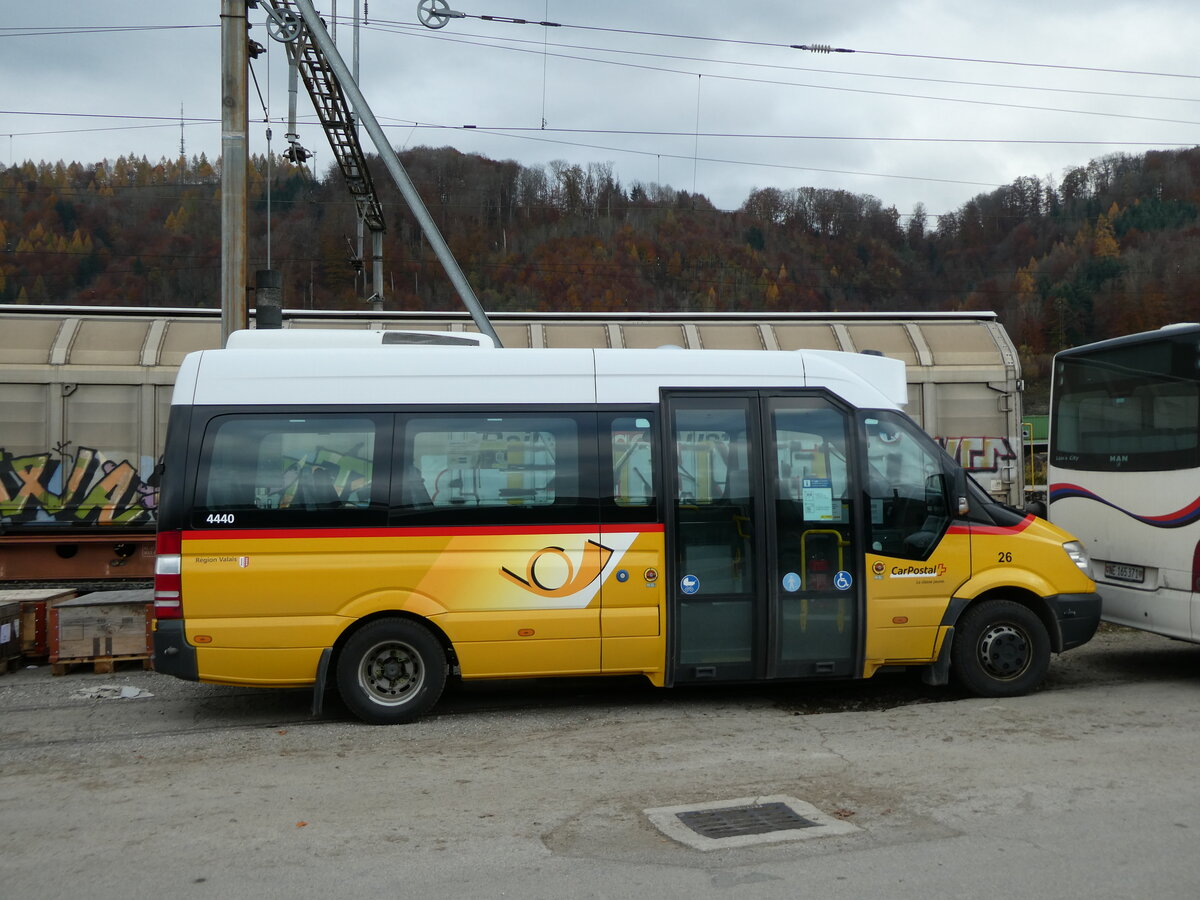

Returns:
0,306,1025,583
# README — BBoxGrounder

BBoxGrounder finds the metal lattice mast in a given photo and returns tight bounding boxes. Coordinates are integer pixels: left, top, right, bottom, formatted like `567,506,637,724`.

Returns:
275,0,384,234
262,1,500,344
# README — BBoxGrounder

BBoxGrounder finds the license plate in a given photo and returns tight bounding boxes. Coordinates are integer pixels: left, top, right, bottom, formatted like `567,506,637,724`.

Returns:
1104,562,1145,584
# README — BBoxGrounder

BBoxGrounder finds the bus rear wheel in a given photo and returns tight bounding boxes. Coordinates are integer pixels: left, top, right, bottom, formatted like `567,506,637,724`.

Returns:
336,618,447,724
951,599,1050,697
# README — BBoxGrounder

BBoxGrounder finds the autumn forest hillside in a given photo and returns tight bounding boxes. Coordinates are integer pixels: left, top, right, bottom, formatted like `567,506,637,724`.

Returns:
2,145,1198,392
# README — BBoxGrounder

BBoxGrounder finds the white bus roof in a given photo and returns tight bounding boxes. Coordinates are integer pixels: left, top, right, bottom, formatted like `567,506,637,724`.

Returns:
225,329,496,349
1055,322,1200,359
174,330,907,410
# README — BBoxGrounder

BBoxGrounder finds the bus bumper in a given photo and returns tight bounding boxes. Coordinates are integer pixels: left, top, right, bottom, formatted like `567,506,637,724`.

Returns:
153,620,199,680
1047,591,1102,651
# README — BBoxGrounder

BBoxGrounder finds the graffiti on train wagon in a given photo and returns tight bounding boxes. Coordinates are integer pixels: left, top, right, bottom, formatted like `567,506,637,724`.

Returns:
0,446,158,526
938,436,1018,473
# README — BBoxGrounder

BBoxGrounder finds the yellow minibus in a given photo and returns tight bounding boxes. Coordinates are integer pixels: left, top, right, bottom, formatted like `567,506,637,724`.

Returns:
153,330,1100,723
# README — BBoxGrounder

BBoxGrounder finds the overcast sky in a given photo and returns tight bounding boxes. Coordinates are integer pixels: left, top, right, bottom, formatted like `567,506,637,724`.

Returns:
3,1,1198,219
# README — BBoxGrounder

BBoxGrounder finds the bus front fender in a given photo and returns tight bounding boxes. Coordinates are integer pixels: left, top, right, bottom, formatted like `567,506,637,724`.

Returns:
954,567,1060,603
947,571,1102,653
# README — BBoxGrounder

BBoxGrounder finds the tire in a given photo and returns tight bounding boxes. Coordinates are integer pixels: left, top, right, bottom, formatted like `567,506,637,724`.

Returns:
951,599,1050,698
336,618,448,724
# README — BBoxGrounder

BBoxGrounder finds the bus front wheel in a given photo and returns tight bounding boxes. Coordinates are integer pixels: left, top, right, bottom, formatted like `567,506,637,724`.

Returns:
951,599,1050,697
336,618,448,724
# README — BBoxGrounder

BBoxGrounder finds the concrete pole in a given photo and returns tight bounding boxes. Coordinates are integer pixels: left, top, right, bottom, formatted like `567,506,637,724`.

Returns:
290,0,501,346
220,0,249,346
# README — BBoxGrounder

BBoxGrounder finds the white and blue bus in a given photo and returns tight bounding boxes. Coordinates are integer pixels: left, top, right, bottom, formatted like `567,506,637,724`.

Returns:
1048,323,1200,642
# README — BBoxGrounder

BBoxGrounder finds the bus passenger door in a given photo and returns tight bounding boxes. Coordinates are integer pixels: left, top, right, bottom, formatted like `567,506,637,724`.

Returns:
667,395,761,682
766,395,861,678
665,391,864,684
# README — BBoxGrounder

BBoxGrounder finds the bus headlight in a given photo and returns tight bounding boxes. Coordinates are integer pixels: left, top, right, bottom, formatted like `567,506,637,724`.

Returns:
1063,540,1091,575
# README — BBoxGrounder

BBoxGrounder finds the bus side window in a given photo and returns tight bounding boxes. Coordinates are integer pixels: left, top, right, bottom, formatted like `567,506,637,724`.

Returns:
610,416,655,508
196,415,383,526
396,413,592,525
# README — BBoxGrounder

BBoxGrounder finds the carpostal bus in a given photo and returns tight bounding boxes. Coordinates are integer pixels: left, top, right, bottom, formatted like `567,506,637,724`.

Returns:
152,330,1100,724
1049,323,1200,642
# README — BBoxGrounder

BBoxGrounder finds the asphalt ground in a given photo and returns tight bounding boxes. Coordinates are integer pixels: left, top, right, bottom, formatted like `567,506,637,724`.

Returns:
2,624,1198,898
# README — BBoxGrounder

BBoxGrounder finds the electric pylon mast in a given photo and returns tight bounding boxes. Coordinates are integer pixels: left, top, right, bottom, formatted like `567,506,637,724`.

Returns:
259,0,501,345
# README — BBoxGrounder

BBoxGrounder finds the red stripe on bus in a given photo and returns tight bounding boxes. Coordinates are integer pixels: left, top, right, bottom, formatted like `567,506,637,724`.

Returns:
181,523,666,541
946,514,1035,536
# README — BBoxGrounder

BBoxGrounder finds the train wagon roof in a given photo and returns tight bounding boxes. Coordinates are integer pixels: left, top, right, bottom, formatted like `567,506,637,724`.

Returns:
0,306,1015,374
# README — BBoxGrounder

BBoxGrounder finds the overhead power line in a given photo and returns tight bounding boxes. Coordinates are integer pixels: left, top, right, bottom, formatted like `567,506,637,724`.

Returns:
439,125,1198,147
9,108,1192,150
376,25,1200,129
355,12,1200,81
7,106,1193,198
367,24,1200,106
0,24,214,38
377,119,1002,189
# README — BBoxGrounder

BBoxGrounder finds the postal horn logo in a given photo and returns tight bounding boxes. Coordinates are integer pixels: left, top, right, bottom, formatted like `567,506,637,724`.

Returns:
501,540,614,599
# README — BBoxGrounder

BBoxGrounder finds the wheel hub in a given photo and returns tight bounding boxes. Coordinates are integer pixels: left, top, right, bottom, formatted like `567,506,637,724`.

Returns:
363,644,422,700
379,657,405,681
979,623,1029,678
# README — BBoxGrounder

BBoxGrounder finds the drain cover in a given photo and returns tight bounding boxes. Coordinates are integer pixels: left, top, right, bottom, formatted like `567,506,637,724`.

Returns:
676,802,819,839
645,795,860,851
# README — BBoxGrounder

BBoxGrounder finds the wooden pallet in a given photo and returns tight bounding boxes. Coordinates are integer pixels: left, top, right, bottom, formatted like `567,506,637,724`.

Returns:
51,654,153,676
49,591,153,670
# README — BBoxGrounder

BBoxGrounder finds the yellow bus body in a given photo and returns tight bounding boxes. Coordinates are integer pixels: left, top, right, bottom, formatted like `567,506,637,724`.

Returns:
176,513,1093,689
180,526,669,687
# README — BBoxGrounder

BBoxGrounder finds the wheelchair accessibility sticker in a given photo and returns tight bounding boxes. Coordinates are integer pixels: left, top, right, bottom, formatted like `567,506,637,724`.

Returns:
834,570,853,591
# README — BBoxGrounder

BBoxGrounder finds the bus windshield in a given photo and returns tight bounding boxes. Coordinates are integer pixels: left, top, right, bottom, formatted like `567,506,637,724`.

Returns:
1051,335,1200,473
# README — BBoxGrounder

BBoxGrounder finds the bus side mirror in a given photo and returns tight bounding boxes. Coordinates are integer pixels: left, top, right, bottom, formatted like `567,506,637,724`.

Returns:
958,496,970,516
